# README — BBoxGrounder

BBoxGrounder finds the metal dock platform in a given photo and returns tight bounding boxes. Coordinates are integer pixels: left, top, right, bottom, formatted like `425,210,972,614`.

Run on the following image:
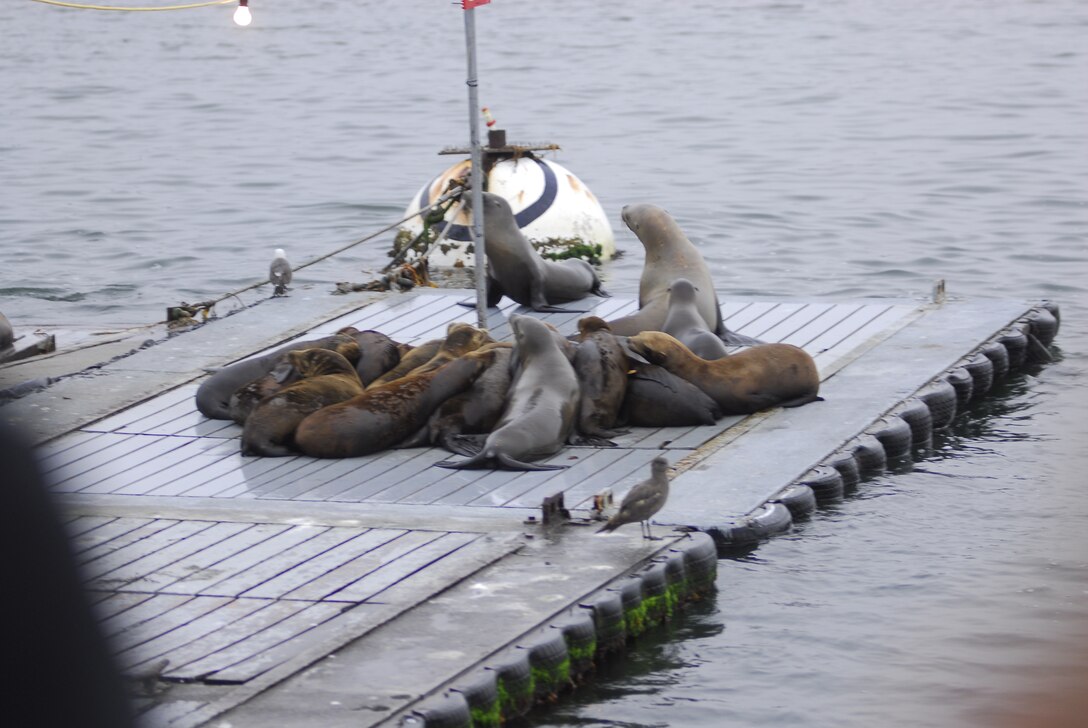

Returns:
0,288,1057,727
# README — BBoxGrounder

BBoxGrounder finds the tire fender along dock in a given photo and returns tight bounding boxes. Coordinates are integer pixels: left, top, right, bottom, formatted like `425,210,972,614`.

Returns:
0,287,1060,727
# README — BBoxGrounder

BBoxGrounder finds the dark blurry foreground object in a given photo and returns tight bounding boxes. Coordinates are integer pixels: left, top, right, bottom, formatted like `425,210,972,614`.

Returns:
0,423,135,728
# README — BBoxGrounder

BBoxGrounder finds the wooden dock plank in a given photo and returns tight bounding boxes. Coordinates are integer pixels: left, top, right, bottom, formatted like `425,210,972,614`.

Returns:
463,447,637,508
82,384,198,434
239,529,406,601
98,593,195,639
111,439,241,497
330,532,480,603
110,595,233,654
203,527,361,599
84,520,220,581
48,434,188,490
162,600,311,681
64,514,117,537
77,518,182,567
282,529,442,602
92,591,157,621
71,516,155,555
164,525,332,597
509,448,670,510
181,602,344,684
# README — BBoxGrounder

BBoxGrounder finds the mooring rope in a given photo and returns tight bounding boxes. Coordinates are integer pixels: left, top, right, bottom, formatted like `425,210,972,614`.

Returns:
169,186,467,322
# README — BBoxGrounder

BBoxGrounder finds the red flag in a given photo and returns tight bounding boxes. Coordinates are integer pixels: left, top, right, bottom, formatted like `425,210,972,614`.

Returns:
463,0,490,8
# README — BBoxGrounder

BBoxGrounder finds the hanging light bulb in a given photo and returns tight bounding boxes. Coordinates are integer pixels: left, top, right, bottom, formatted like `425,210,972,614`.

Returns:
233,0,252,27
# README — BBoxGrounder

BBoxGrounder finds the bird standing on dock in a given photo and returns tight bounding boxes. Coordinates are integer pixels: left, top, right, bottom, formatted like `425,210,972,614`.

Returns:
269,248,292,297
598,456,671,539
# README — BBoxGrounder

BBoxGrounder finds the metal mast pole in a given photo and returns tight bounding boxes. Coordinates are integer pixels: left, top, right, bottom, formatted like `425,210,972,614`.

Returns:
463,5,487,329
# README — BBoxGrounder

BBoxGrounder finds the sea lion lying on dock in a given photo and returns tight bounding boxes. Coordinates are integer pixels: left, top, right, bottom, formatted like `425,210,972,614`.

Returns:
241,348,364,457
627,331,821,415
295,347,496,458
434,314,579,471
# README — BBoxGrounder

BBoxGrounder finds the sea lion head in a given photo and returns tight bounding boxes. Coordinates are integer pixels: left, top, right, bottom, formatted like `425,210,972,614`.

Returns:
577,316,612,339
667,278,698,304
621,203,682,256
441,322,494,356
286,348,360,379
627,331,685,367
509,314,553,355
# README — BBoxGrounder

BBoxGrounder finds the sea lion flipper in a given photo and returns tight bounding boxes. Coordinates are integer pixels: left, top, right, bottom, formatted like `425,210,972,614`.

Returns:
494,453,568,471
487,274,505,308
396,426,431,449
570,434,619,448
445,433,485,456
779,393,825,409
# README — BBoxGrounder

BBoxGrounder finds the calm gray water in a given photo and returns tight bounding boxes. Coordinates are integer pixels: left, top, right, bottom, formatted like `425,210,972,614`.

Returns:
3,1,1086,726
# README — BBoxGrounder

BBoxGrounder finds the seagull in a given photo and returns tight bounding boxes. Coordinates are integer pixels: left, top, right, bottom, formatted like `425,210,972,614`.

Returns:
270,248,292,297
597,456,671,539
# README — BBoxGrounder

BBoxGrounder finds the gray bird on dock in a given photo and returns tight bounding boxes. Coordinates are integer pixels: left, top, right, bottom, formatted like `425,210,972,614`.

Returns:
270,248,292,297
598,456,671,539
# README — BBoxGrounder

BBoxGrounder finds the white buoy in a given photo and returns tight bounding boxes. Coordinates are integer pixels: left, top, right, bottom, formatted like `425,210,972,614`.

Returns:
399,156,615,267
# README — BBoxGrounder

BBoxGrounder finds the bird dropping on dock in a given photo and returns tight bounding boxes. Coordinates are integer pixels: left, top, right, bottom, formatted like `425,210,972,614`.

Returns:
598,456,671,539
270,248,292,297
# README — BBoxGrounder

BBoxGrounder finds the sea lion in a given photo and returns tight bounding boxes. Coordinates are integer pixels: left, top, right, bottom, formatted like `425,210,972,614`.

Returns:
434,314,580,471
627,331,821,415
661,278,729,360
606,203,758,345
619,361,722,427
367,337,443,387
196,332,361,420
469,191,609,312
598,456,671,539
408,322,494,376
294,348,496,458
241,348,364,457
405,343,514,454
337,327,402,385
229,338,362,425
572,317,629,445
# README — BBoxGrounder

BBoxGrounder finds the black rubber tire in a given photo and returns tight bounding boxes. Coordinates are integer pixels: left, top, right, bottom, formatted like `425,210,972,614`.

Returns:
552,613,597,680
894,398,934,449
963,353,994,401
520,631,571,700
749,501,792,537
918,380,958,431
580,590,626,651
409,692,472,728
1039,301,1061,337
450,670,500,728
639,562,671,622
850,434,887,478
981,340,1010,381
772,483,818,520
944,367,974,412
1027,306,1058,347
675,534,719,594
869,415,912,460
998,326,1029,370
799,465,845,504
486,650,534,719
823,450,861,492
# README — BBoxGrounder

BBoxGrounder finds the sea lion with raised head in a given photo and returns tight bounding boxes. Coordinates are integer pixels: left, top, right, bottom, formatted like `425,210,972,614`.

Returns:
435,314,579,471
571,316,629,445
662,278,729,360
606,204,758,345
627,331,821,415
196,332,361,420
469,191,609,312
336,327,402,385
367,337,443,387
241,348,364,457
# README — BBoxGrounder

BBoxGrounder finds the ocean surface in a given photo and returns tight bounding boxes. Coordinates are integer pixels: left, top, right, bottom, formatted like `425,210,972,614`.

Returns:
3,1,1086,726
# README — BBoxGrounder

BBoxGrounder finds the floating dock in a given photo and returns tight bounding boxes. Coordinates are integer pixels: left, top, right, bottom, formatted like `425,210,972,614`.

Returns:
0,288,1058,727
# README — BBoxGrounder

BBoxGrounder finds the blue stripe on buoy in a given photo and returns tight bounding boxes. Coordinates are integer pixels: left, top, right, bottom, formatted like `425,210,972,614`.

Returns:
421,158,558,243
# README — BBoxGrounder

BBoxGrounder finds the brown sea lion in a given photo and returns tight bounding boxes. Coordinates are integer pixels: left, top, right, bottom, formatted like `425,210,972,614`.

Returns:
572,316,629,445
408,322,494,377
366,337,443,387
229,337,362,424
294,347,496,459
606,204,759,345
468,191,609,312
241,348,364,457
435,314,579,471
627,331,821,415
196,332,361,420
662,278,729,360
619,361,722,427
